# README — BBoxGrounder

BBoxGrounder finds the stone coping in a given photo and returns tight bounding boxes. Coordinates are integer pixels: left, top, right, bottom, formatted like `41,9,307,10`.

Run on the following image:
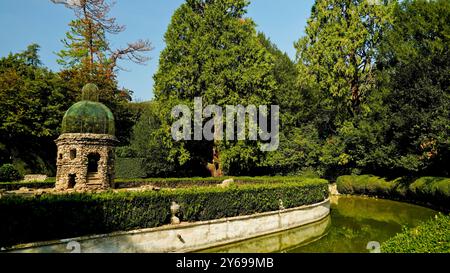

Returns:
55,133,119,144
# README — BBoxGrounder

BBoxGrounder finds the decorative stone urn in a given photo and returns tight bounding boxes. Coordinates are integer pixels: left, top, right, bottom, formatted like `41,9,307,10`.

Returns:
55,84,119,191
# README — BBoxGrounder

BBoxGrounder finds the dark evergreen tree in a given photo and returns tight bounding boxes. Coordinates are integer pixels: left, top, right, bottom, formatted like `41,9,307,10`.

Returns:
154,0,276,176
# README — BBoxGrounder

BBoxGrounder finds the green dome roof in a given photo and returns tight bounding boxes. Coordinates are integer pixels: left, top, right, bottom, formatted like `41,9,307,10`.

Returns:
61,101,115,135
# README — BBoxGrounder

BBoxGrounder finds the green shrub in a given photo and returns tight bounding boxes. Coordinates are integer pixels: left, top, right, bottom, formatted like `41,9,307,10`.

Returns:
115,158,147,179
336,175,393,196
0,164,23,182
0,178,328,248
336,175,450,210
409,177,450,208
382,214,450,253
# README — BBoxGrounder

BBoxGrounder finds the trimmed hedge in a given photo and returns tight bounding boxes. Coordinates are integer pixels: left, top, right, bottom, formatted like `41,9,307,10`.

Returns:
173,179,328,222
382,214,450,253
0,181,55,191
0,176,315,190
336,175,393,196
114,177,227,189
115,176,321,189
336,175,450,210
0,178,328,248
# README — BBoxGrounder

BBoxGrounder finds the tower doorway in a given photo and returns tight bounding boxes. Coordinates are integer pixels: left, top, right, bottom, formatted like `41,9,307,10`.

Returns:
87,153,100,173
68,174,76,189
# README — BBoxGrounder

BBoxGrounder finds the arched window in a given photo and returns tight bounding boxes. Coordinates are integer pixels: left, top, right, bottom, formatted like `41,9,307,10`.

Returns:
87,153,101,173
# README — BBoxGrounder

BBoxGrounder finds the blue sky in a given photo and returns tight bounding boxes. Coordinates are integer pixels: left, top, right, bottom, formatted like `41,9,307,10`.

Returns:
0,0,314,101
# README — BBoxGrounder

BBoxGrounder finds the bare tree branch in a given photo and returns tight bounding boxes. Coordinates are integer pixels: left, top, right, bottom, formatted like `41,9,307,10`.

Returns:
110,40,153,71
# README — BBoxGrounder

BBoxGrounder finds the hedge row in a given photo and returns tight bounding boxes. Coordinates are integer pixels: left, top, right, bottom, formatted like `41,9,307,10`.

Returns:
114,177,228,189
0,178,328,248
382,214,450,253
114,176,318,189
336,175,450,211
0,181,55,191
0,176,320,190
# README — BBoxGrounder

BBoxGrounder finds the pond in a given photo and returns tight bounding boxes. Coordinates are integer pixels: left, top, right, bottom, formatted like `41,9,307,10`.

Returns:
200,196,438,253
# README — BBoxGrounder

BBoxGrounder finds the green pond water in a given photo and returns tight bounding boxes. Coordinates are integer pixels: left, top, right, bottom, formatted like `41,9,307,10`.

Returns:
201,196,438,253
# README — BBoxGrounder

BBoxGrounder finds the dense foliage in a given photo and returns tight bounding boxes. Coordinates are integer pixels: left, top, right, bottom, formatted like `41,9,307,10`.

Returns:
374,0,450,176
115,101,179,177
267,0,449,178
115,158,148,179
0,45,77,175
130,0,448,179
382,214,450,253
0,178,328,247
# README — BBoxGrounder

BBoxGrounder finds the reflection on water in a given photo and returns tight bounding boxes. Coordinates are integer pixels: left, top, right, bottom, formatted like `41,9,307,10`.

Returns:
202,196,438,253
199,215,332,253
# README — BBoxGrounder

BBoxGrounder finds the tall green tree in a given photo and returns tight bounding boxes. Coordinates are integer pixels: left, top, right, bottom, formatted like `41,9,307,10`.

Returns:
289,0,395,178
295,0,393,120
154,0,276,176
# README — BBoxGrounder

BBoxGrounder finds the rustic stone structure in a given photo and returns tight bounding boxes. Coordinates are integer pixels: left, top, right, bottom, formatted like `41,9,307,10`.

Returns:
55,134,117,191
55,84,118,191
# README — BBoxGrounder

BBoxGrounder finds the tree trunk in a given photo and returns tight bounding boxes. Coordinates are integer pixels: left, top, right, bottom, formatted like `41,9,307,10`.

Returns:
83,4,94,77
207,145,223,177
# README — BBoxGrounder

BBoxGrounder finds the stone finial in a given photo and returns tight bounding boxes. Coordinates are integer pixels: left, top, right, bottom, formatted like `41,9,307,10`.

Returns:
170,201,181,225
81,83,100,102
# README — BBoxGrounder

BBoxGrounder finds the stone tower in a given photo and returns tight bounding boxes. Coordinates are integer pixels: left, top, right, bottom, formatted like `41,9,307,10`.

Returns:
55,84,118,191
